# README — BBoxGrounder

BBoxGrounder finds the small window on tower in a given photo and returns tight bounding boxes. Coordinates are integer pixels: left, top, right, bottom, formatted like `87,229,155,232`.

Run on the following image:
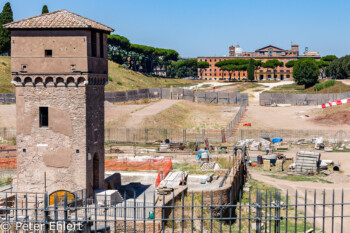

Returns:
45,50,52,57
21,64,27,72
71,64,76,71
39,107,49,127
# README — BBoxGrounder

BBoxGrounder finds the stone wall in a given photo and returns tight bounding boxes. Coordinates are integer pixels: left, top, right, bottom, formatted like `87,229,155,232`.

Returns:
16,86,88,195
188,157,246,207
86,86,105,197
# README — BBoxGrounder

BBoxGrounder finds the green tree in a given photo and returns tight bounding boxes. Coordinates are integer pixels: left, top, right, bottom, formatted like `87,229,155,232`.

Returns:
285,60,296,68
0,2,13,55
247,59,255,81
42,5,49,14
321,55,337,62
198,61,210,79
108,34,131,64
262,59,284,80
215,59,249,80
293,59,320,88
221,65,237,81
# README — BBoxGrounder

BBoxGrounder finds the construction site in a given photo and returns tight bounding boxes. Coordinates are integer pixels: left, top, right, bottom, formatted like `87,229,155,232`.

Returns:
0,8,349,233
0,79,350,232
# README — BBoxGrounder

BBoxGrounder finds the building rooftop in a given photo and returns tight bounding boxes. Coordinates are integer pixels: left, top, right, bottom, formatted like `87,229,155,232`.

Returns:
4,10,114,32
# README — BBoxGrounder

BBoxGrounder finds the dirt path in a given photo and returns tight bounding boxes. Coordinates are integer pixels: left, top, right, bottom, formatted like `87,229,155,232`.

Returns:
0,104,16,128
242,81,294,105
123,99,181,128
249,169,350,233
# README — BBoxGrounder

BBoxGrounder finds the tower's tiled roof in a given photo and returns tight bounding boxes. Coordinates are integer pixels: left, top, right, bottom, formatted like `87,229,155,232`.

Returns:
4,10,114,32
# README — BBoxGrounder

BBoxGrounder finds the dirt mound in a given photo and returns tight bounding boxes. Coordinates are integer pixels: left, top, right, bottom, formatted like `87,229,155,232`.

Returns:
313,111,350,125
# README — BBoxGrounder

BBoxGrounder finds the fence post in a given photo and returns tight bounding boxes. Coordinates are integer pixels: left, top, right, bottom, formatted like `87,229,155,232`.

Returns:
183,129,186,144
256,190,262,233
126,128,130,142
44,193,49,233
145,128,148,143
164,129,167,140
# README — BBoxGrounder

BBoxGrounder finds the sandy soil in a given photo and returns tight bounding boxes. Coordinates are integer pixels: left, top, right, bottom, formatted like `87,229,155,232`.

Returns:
0,104,16,129
241,105,350,130
249,169,350,233
125,99,181,127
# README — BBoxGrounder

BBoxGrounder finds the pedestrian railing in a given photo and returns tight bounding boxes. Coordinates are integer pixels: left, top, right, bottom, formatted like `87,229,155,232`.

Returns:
0,188,348,232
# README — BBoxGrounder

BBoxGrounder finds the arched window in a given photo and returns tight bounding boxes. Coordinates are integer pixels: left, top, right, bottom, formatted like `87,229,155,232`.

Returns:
34,77,43,85
45,77,54,86
56,77,65,87
67,77,75,86
77,77,86,86
24,77,33,85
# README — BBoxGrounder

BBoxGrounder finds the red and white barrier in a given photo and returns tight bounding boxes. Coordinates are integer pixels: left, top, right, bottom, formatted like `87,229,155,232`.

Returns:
318,99,350,108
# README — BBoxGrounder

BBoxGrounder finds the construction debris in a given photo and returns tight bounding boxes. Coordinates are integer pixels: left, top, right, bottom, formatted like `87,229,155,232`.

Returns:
158,171,188,189
295,151,321,174
250,141,260,151
260,138,271,151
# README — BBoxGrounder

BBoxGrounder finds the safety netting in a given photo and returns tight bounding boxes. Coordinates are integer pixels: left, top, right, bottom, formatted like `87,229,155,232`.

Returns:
0,157,16,170
155,160,173,188
105,157,172,172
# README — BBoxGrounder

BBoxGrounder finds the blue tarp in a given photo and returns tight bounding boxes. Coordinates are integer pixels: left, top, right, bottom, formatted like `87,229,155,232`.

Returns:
272,137,283,144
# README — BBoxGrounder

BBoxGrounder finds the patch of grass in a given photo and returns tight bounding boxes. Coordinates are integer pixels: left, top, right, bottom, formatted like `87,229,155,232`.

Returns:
265,174,332,183
172,162,212,175
0,88,12,93
0,57,13,93
0,176,12,187
214,157,230,169
264,79,350,94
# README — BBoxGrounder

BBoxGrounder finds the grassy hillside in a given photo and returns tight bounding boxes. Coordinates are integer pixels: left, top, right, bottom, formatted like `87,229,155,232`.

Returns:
264,80,350,94
106,61,199,91
0,57,199,93
0,57,12,93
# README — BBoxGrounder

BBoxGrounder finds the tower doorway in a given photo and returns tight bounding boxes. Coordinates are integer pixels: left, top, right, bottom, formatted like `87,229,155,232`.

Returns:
93,153,99,190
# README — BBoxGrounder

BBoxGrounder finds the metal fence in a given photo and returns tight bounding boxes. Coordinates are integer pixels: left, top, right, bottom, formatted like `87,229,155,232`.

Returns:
260,91,350,106
105,88,248,105
0,89,249,105
0,188,348,232
231,129,350,143
225,103,248,140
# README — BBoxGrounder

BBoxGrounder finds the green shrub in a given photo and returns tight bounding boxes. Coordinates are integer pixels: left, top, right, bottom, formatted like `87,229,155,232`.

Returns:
117,81,122,85
314,83,324,91
324,79,335,88
1,62,6,66
108,76,113,82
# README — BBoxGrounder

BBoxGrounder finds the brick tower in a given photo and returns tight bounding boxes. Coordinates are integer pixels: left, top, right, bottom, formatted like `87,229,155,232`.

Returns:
5,10,114,197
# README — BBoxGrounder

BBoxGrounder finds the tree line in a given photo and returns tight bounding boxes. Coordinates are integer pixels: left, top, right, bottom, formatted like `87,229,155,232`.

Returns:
0,2,49,55
194,56,336,86
108,34,180,75
325,55,350,79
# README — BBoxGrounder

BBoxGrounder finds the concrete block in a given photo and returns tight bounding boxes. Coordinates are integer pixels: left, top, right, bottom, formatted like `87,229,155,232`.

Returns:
95,190,123,205
263,160,271,171
276,160,284,172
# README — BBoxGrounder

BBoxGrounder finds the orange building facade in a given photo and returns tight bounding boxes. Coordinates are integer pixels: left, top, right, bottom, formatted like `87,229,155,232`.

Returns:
198,44,320,80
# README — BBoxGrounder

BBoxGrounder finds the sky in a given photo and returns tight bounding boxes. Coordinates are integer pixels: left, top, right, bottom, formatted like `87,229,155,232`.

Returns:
5,0,350,58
